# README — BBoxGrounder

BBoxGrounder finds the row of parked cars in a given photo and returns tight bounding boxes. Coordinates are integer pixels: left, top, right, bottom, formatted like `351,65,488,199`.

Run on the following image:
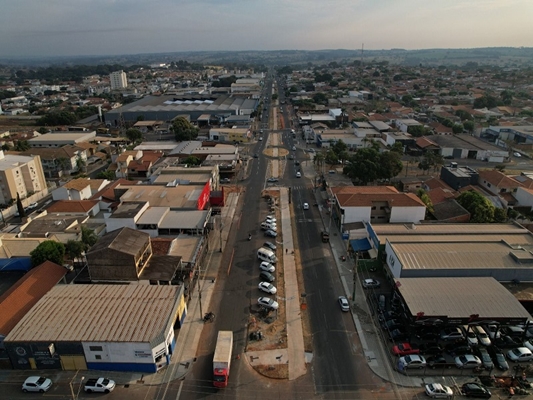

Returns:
256,215,280,311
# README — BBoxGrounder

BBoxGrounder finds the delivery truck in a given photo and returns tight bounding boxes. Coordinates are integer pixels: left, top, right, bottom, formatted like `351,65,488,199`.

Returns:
213,331,233,388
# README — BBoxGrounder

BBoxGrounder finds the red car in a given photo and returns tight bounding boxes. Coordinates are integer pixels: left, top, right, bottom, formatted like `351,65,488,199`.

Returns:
392,342,420,356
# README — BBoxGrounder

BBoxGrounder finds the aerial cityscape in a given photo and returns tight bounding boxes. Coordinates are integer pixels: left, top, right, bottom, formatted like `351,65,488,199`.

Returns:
1,1,533,399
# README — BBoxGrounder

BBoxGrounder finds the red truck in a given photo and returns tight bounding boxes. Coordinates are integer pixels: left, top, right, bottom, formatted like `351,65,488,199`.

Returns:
392,342,420,357
213,331,233,388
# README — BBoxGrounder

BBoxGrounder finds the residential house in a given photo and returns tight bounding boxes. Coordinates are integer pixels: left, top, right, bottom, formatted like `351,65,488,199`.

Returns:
477,169,521,208
52,178,92,201
16,145,88,178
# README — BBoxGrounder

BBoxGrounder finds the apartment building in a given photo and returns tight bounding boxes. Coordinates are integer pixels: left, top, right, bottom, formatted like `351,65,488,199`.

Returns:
110,70,128,90
0,151,46,205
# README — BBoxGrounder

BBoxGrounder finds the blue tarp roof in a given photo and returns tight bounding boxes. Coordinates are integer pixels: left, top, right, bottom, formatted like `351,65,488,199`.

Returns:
0,258,32,272
350,238,372,252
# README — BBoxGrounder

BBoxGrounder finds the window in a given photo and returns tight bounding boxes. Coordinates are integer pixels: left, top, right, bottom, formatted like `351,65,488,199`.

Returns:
89,345,103,352
95,355,102,360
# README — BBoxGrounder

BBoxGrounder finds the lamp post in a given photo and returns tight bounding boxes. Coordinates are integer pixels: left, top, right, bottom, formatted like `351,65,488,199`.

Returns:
70,375,85,400
219,215,223,253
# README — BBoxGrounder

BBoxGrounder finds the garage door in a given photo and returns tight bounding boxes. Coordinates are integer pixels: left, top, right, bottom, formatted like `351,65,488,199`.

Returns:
60,355,87,370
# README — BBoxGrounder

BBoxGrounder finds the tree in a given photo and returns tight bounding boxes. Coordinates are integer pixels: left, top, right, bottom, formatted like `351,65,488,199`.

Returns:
456,190,495,223
1,144,10,151
125,128,143,143
14,140,30,151
473,94,499,109
332,140,348,156
30,240,65,267
378,151,403,180
81,226,98,251
324,149,339,167
343,146,402,185
494,208,508,223
183,156,201,166
452,124,464,134
37,111,77,126
312,93,328,106
16,192,25,218
407,125,429,137
171,117,199,141
75,156,86,173
463,120,475,133
416,189,434,214
272,94,278,101
65,240,85,263
96,170,116,180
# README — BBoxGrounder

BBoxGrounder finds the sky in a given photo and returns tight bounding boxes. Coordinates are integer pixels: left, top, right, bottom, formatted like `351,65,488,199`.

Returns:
1,0,532,58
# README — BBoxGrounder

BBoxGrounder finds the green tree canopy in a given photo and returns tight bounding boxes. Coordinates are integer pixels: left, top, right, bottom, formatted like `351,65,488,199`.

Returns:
456,190,495,223
312,93,328,106
125,128,143,143
37,111,77,126
343,147,402,185
81,226,98,251
407,125,430,137
183,156,201,166
324,149,339,167
452,124,464,134
30,240,65,267
416,189,434,214
95,170,116,180
463,120,475,133
65,240,85,262
473,94,499,109
171,117,199,141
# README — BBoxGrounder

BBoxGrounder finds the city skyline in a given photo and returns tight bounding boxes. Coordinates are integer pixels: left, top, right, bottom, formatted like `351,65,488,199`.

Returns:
1,0,532,58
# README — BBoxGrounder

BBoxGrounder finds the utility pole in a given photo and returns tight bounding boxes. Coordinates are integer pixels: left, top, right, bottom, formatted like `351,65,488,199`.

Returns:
352,252,360,302
219,215,223,252
197,272,203,317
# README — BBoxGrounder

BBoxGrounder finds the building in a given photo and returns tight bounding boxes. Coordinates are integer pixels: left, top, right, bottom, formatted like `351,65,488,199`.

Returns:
28,132,96,148
52,178,92,201
0,151,46,205
17,145,89,178
208,127,251,143
329,186,427,228
110,70,128,90
4,284,184,372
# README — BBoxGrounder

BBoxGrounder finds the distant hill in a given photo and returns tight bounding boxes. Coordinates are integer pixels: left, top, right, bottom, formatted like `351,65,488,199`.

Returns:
2,47,533,68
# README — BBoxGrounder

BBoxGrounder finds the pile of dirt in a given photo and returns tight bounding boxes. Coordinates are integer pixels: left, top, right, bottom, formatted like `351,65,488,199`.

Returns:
255,364,288,379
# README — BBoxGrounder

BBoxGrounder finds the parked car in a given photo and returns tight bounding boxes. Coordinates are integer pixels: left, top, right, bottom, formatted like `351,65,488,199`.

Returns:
461,382,492,398
398,354,426,370
381,319,402,331
455,354,482,369
495,335,522,348
259,271,275,282
462,325,479,346
392,343,419,357
296,171,301,178
445,343,471,357
338,296,349,312
362,279,380,289
294,160,300,166
440,327,464,341
259,261,275,273
22,376,53,393
473,325,491,346
258,282,277,294
487,346,509,371
265,230,277,238
507,347,533,362
302,202,309,210
484,324,501,339
416,331,440,341
378,311,399,323
258,297,279,310
389,329,408,342
474,347,494,370
27,202,38,210
426,355,450,369
524,339,533,352
266,177,279,183
420,344,443,355
425,383,453,398
263,241,277,251
265,216,277,223
502,325,525,338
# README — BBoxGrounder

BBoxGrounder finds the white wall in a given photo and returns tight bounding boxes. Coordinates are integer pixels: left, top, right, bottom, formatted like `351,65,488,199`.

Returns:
52,186,69,201
343,206,371,224
515,187,533,209
82,341,155,364
390,206,426,223
385,240,402,278
105,217,137,233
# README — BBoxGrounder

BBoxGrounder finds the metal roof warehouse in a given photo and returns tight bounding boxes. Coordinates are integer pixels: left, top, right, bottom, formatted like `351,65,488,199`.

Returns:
394,277,531,324
4,284,183,373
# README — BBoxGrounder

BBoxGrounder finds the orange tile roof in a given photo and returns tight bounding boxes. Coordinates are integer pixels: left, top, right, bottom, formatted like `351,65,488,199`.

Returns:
416,137,439,148
0,261,66,335
63,178,91,191
46,200,99,213
424,177,455,191
478,170,521,189
91,179,135,202
151,238,174,255
427,187,456,205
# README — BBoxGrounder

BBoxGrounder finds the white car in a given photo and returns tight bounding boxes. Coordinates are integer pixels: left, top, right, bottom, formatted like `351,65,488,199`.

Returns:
296,172,301,178
462,326,479,346
425,383,453,399
485,324,501,339
292,146,296,151
259,137,263,141
338,296,349,312
258,282,277,294
258,297,279,310
398,354,426,369
514,152,522,157
27,202,38,210
362,279,381,289
473,325,491,346
22,376,53,393
507,347,533,362
303,202,309,210
455,354,482,369
259,261,275,273
265,216,277,223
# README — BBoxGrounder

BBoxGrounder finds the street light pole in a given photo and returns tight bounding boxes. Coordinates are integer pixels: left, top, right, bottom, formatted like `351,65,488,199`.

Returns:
219,215,223,253
352,252,360,302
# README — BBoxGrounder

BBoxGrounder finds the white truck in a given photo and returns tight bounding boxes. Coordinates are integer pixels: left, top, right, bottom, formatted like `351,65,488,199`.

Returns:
213,331,233,388
83,377,116,393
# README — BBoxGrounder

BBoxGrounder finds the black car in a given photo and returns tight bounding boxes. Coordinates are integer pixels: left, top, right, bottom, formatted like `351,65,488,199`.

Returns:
378,311,399,323
426,355,450,369
381,319,402,331
253,153,258,158
419,344,443,355
494,335,521,348
389,329,408,342
259,271,275,282
415,330,439,341
487,346,509,371
474,347,494,370
294,161,300,166
445,344,471,356
461,382,491,398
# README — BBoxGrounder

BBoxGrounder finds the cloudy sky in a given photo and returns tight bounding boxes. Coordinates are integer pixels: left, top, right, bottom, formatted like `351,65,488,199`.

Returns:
1,0,532,58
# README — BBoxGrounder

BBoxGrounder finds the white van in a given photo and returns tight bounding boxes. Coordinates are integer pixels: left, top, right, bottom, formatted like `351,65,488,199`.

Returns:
257,247,278,264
